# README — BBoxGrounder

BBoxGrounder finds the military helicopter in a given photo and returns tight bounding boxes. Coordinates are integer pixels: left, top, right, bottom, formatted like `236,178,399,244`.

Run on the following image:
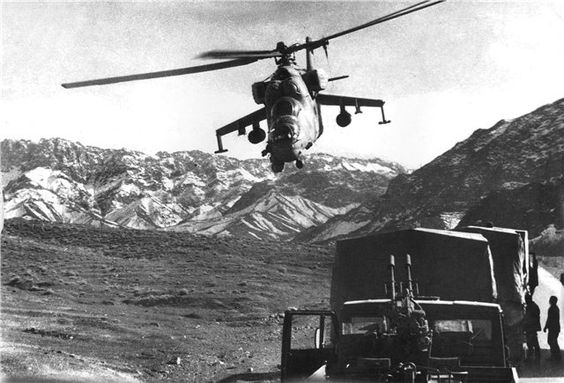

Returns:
62,0,444,173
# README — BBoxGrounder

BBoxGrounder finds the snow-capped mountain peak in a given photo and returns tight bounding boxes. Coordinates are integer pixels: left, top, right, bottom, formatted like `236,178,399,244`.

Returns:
2,138,405,240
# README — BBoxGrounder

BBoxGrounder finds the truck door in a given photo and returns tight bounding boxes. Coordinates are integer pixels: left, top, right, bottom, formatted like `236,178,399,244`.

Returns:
281,310,338,382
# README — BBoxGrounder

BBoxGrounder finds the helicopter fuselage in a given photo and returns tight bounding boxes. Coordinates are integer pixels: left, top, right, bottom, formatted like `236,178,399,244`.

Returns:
262,65,321,169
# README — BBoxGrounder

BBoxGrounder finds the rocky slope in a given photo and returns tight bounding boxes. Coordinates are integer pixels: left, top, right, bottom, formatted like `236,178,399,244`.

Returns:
1,138,405,240
458,177,563,235
300,98,564,242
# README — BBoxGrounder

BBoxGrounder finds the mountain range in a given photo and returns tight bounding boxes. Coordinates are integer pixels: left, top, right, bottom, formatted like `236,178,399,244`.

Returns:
2,98,563,243
1,138,404,240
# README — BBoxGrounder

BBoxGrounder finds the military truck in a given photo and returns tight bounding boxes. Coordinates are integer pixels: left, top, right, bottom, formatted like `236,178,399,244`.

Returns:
280,227,532,382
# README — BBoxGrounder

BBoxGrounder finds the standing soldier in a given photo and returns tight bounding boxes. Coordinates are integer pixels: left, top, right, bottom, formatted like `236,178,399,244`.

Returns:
544,295,562,361
524,294,541,363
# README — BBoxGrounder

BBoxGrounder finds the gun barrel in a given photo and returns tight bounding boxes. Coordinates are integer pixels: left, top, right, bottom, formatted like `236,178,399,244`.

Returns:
405,254,414,293
388,254,396,299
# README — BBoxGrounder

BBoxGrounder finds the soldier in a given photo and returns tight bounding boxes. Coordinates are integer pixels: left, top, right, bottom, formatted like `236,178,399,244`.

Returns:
523,294,541,362
544,295,561,361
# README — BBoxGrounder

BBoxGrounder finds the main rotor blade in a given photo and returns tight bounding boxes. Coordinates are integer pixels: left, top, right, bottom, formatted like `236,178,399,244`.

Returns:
198,50,281,60
290,0,445,53
61,58,258,89
324,0,443,41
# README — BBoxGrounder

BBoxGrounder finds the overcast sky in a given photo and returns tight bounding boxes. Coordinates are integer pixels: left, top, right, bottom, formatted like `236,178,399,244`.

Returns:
2,1,564,168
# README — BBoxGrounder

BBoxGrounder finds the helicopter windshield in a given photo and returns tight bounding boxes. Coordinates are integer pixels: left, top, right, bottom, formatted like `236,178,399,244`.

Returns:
273,99,294,116
271,97,300,118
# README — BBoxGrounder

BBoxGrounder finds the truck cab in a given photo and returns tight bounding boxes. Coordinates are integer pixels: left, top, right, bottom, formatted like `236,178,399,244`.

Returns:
281,300,518,382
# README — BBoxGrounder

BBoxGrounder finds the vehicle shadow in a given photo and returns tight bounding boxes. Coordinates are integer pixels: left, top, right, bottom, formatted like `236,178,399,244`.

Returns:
518,349,564,378
216,371,280,382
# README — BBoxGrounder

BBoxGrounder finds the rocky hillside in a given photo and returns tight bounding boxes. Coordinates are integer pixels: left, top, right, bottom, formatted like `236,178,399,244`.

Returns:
458,177,563,235
300,97,564,242
1,138,405,240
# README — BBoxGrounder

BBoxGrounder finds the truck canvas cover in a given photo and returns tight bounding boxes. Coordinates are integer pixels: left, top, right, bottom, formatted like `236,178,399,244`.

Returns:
454,226,528,361
455,226,527,306
331,228,497,315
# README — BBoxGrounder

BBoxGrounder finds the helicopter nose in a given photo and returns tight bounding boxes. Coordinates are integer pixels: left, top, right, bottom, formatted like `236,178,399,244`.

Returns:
271,116,299,143
272,124,294,142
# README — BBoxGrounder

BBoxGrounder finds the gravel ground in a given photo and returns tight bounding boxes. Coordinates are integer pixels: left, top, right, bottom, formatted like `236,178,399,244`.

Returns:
1,219,563,382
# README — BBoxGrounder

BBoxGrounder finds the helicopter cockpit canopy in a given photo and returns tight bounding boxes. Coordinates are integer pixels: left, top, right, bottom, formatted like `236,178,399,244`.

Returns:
272,97,300,118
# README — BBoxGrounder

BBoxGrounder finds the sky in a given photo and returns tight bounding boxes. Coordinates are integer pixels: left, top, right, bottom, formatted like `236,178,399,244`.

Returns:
2,0,564,169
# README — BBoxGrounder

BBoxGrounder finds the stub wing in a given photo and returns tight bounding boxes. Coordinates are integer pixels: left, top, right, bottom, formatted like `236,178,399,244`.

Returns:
317,93,383,108
215,107,267,153
316,93,390,124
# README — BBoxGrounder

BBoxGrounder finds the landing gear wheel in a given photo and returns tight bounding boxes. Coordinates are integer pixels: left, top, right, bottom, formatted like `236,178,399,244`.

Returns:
295,160,304,169
271,162,284,173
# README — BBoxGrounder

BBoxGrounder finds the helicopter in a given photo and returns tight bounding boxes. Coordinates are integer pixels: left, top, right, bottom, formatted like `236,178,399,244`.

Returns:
62,0,444,173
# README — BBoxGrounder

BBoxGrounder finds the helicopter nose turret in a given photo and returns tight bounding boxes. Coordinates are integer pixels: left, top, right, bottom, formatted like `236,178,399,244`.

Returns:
272,124,293,142
271,116,300,143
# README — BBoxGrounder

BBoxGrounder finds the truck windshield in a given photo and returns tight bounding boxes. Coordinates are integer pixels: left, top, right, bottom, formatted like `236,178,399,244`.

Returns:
342,316,388,335
432,319,492,341
430,319,495,363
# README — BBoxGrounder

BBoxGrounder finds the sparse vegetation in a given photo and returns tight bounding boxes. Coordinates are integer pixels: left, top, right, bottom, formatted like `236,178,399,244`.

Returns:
1,219,332,382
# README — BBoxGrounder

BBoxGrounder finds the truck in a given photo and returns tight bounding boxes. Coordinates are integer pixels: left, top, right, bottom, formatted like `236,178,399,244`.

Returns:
280,227,535,382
